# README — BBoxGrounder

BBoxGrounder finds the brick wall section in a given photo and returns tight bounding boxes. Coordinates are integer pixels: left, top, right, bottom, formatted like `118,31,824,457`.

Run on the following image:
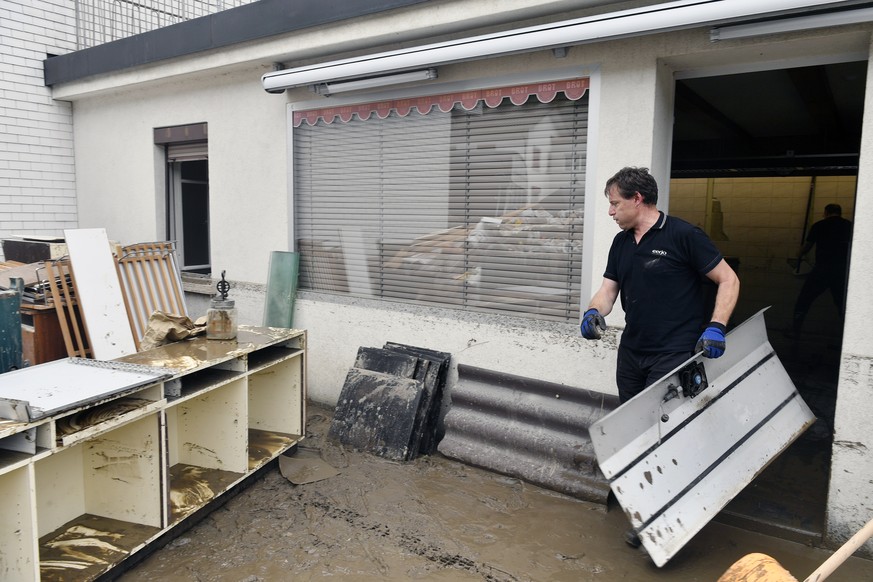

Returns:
0,0,78,261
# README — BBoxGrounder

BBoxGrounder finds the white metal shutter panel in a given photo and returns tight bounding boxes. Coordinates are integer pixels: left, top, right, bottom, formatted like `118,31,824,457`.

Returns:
294,92,587,322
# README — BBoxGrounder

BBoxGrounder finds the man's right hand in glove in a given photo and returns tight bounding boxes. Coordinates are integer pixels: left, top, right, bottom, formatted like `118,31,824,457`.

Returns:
581,308,607,340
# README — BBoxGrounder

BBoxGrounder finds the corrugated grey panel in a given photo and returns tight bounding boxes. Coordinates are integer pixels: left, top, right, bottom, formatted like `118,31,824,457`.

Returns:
438,364,619,504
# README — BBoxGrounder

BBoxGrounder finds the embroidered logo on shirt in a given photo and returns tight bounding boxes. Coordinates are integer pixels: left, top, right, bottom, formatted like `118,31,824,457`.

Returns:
651,249,667,256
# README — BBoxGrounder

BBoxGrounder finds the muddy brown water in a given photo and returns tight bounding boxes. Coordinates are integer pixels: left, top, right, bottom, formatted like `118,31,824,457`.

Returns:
119,403,873,582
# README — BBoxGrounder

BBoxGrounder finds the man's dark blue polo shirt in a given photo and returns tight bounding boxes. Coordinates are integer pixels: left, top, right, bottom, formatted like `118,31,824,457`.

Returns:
604,212,722,353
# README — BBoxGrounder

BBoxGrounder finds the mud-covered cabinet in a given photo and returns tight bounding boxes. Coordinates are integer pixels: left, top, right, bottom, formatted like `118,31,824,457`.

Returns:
0,326,306,581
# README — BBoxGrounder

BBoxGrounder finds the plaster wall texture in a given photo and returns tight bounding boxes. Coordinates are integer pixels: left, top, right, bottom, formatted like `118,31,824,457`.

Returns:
185,286,620,408
827,39,873,551
293,295,620,406
583,35,667,327
185,277,621,405
72,68,290,282
831,355,873,547
144,35,664,403
0,0,78,260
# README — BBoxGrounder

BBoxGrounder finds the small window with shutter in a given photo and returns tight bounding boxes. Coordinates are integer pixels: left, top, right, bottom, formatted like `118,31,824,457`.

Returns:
155,123,210,274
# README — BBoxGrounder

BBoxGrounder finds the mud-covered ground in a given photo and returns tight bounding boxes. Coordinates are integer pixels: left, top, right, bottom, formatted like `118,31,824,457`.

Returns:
119,403,873,581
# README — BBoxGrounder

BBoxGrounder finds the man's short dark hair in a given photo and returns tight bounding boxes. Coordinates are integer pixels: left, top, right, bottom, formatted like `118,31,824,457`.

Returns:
604,167,658,205
825,203,842,216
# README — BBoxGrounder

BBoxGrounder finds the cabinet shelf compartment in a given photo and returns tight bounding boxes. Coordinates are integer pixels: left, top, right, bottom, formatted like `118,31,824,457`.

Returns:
166,378,247,524
38,515,161,582
247,355,304,470
166,366,244,402
34,414,163,581
0,465,39,582
0,419,51,475
167,463,244,525
55,384,164,448
248,429,300,471
247,344,303,374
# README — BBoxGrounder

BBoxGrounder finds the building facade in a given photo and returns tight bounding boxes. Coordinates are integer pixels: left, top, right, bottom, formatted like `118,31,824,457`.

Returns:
6,0,873,555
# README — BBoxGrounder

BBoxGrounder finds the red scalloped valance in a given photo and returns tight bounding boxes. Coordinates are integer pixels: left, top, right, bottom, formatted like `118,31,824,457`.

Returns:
293,77,589,127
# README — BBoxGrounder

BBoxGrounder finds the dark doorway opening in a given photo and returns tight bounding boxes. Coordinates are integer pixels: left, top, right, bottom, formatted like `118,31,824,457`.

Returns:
669,61,866,543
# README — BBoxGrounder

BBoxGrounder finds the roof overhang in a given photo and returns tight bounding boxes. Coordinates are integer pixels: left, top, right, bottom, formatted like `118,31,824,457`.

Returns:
43,0,432,87
262,0,873,94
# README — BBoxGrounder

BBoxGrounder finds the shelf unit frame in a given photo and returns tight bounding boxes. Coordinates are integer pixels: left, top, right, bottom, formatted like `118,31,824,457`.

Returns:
0,325,306,581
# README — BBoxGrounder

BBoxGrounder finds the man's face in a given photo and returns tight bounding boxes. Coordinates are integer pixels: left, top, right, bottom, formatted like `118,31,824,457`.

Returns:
607,185,641,230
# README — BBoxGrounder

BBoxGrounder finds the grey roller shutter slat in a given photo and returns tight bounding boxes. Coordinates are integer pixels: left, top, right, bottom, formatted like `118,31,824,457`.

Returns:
294,91,588,322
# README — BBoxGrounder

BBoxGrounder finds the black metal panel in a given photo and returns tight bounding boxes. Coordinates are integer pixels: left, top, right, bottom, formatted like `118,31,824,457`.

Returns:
438,364,619,504
328,367,425,462
344,343,451,461
383,342,451,455
354,346,419,378
141,17,216,64
43,0,432,86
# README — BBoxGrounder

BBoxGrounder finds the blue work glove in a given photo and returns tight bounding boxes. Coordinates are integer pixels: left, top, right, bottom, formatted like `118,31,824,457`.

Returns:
696,322,727,358
581,308,607,340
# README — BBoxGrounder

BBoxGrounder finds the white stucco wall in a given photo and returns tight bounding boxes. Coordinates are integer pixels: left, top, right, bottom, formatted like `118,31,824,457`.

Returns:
827,37,873,551
49,1,873,554
72,67,290,282
294,295,620,405
185,284,620,405
182,36,671,403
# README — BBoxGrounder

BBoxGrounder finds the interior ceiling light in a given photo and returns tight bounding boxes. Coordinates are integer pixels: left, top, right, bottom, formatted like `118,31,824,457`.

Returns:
309,69,438,96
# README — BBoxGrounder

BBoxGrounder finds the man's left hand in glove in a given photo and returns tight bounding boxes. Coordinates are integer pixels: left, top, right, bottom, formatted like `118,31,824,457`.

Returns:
696,322,726,358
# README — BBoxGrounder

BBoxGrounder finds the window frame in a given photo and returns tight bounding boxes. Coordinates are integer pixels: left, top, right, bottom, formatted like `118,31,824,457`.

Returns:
287,69,601,321
154,123,211,275
288,71,591,320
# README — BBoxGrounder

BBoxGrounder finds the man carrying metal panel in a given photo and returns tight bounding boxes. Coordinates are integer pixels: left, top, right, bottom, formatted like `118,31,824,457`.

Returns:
580,166,740,547
589,309,817,566
580,166,740,404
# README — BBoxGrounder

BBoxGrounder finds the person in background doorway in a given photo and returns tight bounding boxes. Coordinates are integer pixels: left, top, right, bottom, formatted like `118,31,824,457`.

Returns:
579,166,740,548
791,203,853,338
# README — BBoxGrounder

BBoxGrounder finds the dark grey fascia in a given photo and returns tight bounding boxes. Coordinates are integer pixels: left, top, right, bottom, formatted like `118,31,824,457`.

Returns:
43,0,431,86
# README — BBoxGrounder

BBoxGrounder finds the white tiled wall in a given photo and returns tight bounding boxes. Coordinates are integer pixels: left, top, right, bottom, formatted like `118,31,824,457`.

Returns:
0,0,78,261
